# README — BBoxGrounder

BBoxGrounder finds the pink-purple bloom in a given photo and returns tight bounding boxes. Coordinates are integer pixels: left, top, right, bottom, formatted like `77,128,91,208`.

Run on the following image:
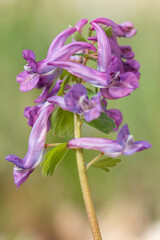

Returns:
6,103,54,188
68,124,151,157
48,84,102,122
17,27,96,99
6,17,151,188
49,22,139,99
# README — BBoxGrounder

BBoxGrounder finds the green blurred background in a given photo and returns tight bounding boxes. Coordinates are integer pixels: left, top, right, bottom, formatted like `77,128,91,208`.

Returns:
0,0,160,239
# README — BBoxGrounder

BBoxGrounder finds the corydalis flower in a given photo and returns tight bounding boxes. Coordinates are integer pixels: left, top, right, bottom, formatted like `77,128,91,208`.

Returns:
17,27,96,96
68,124,151,157
48,84,102,122
91,18,137,38
6,103,54,188
48,84,122,128
49,22,139,99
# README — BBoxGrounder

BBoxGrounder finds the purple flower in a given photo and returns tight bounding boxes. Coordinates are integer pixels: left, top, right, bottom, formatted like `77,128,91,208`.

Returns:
70,18,88,64
6,103,54,188
49,22,139,99
17,27,96,95
68,124,151,157
48,84,102,122
91,18,137,38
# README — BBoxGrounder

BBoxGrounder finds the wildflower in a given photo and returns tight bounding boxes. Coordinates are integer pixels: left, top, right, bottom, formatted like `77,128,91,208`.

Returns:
6,103,54,187
17,27,96,96
68,124,151,157
49,22,139,99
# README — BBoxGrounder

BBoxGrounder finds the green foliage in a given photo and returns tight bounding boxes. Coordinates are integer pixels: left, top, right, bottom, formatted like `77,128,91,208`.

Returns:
51,107,74,137
87,89,96,99
84,112,116,134
101,26,113,38
41,143,69,177
58,73,71,96
73,31,87,42
92,157,121,172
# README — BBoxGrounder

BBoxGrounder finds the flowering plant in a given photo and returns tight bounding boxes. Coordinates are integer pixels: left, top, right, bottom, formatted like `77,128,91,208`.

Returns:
6,18,151,239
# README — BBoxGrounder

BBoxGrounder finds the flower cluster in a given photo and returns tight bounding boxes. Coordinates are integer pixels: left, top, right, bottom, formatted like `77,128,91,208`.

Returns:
6,18,151,187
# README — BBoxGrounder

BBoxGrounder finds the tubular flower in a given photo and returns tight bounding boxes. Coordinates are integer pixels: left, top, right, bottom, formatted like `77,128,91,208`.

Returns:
48,84,102,122
49,22,139,99
17,27,96,95
91,18,137,38
6,103,54,188
68,124,152,157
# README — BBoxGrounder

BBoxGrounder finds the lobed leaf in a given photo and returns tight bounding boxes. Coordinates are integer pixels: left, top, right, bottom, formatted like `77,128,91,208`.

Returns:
73,31,88,42
51,107,74,137
41,143,69,177
84,112,116,134
92,157,121,172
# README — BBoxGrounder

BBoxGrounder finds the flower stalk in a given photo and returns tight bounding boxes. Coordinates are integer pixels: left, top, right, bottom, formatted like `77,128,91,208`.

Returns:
86,152,104,170
74,113,102,240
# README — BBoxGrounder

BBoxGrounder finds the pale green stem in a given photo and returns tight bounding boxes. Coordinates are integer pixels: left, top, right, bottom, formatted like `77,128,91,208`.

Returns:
74,114,102,240
86,152,104,170
44,143,61,148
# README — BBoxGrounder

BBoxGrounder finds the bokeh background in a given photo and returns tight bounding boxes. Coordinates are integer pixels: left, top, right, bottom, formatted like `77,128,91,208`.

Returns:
0,0,160,239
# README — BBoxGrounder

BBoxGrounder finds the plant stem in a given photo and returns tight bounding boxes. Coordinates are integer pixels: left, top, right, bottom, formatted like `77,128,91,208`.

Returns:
86,152,104,170
44,143,61,148
74,114,102,240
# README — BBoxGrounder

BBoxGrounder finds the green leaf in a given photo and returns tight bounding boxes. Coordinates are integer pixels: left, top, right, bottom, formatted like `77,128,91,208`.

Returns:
59,69,70,80
51,107,74,137
83,112,116,134
73,31,87,42
57,74,71,96
92,157,121,172
41,143,68,176
101,26,113,38
87,89,96,99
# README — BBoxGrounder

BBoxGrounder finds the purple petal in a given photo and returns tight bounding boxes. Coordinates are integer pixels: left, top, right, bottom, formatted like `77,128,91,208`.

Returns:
105,72,139,99
24,105,41,127
48,61,108,87
117,124,130,146
92,18,124,37
48,95,67,110
68,138,123,157
17,71,39,92
75,19,88,33
91,22,111,72
64,84,87,111
6,103,54,187
84,107,101,122
47,28,76,58
22,49,36,61
48,41,96,62
37,42,97,74
35,85,51,103
46,79,62,99
120,22,137,38
106,109,123,131
120,46,135,59
22,50,36,72
124,59,140,79
124,140,152,155
6,155,24,169
84,93,102,122
13,167,33,188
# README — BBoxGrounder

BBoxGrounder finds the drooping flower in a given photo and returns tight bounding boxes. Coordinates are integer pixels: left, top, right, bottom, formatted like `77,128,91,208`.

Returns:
48,22,139,99
17,27,97,97
68,124,151,157
6,103,54,187
91,18,137,38
48,84,102,122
